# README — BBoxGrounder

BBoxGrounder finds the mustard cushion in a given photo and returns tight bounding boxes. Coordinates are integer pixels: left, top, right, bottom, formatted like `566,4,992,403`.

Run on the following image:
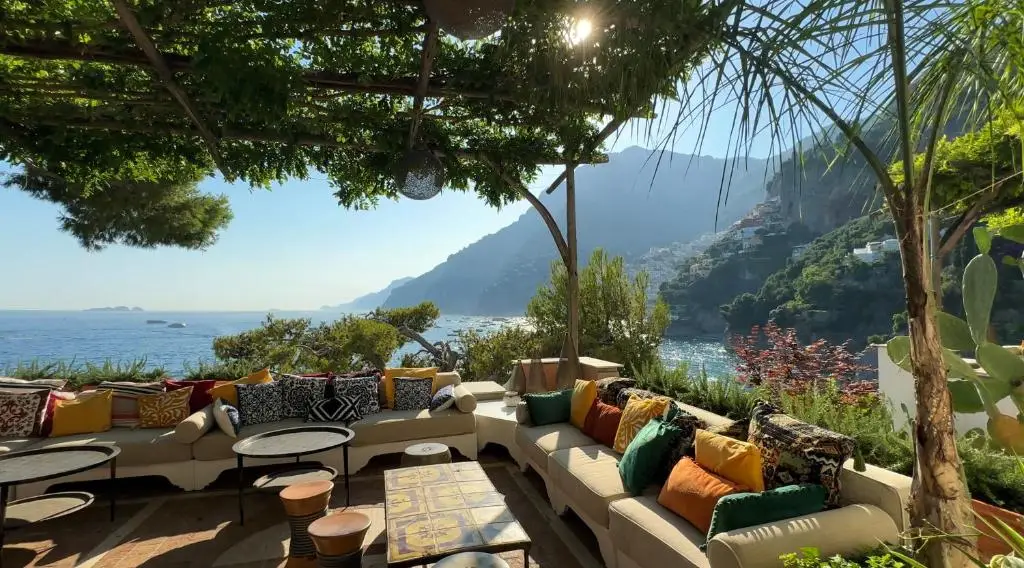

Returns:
694,428,765,492
50,390,113,437
613,394,671,453
570,379,598,429
383,367,438,409
207,369,272,406
139,386,193,429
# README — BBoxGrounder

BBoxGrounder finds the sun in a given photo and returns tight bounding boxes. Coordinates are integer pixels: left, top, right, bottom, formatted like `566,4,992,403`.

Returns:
567,18,593,46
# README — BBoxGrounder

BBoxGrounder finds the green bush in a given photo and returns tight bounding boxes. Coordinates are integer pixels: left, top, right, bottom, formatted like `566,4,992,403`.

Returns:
454,326,543,383
633,359,759,419
780,547,910,567
5,358,167,389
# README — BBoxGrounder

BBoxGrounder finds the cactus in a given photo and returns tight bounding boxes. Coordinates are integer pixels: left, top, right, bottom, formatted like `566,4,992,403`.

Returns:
887,224,1024,453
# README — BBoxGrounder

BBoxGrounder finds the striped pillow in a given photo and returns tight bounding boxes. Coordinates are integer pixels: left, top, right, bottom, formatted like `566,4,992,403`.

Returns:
0,377,68,393
97,381,164,428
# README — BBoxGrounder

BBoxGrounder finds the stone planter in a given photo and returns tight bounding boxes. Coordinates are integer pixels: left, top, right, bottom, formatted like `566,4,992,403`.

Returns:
973,499,1024,560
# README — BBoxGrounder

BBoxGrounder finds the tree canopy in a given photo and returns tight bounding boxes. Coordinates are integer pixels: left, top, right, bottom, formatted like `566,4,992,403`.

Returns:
0,0,730,248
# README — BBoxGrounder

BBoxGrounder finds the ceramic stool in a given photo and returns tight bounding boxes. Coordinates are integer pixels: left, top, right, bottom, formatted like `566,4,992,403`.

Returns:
401,442,451,467
279,480,334,567
435,551,511,568
308,511,371,568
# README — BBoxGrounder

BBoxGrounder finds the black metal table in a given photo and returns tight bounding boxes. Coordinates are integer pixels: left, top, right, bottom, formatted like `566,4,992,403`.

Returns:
231,425,354,525
0,445,120,568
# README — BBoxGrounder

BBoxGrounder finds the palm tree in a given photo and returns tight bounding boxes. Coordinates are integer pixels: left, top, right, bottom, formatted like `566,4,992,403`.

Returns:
662,0,1023,565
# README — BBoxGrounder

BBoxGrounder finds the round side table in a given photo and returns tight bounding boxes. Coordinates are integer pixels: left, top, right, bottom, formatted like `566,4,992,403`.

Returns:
308,511,371,568
401,442,451,467
279,480,334,567
435,551,511,568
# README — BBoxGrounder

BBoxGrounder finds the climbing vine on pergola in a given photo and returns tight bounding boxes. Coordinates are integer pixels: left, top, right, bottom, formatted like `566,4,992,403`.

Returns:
0,0,730,377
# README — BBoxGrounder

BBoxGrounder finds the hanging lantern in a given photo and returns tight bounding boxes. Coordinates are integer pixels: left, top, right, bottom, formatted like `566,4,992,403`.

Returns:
423,0,515,41
395,149,445,200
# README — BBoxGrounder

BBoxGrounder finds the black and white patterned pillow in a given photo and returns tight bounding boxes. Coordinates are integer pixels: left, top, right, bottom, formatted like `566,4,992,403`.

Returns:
278,374,329,419
333,376,380,416
394,377,433,411
236,381,283,427
429,384,455,411
308,395,363,423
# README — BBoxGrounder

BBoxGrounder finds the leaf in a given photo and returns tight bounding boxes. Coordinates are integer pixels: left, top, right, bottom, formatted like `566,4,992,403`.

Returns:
886,336,912,372
948,379,985,413
963,254,997,346
944,348,982,382
975,342,1021,400
974,226,993,254
998,223,1024,244
936,311,976,352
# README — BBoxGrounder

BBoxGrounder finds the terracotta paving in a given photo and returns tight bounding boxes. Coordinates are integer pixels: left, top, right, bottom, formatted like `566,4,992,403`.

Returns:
3,450,601,568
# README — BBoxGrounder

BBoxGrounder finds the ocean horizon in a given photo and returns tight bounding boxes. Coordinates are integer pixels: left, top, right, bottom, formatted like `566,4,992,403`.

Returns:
0,310,737,378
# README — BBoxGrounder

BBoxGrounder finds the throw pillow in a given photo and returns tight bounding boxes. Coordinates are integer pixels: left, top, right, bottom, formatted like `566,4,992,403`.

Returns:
207,368,273,406
308,395,363,423
695,429,765,492
657,457,748,534
173,404,215,444
613,394,672,453
748,401,855,506
333,375,381,416
570,380,598,429
98,381,164,428
523,389,573,426
393,377,433,411
41,391,76,436
50,390,113,437
138,386,193,428
0,377,68,392
618,417,682,495
278,374,330,419
706,484,827,544
662,404,705,476
615,387,660,410
383,367,438,408
236,381,283,427
452,384,477,412
583,399,622,447
0,390,48,437
164,379,218,413
213,399,241,438
430,384,456,411
594,377,636,406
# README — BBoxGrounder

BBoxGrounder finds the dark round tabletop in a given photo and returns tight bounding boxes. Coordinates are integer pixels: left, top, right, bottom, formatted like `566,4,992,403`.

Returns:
0,445,121,485
232,425,355,459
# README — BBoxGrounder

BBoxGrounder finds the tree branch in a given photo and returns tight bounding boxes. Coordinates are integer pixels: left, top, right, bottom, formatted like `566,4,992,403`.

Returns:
544,117,627,194
406,19,439,150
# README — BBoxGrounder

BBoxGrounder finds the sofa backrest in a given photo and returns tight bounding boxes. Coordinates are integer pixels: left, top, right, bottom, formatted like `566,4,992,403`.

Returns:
435,371,461,392
675,401,734,430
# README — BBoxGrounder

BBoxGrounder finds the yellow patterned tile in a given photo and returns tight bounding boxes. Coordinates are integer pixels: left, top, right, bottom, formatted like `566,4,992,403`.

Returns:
462,492,505,508
458,479,496,495
417,464,455,485
433,525,484,554
453,467,488,482
387,514,433,538
471,506,515,525
425,484,461,500
429,509,475,532
386,469,423,490
426,492,467,512
387,487,426,518
478,521,529,545
388,530,436,563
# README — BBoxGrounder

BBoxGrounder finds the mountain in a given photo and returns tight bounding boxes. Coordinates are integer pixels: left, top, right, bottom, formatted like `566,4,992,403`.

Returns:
322,277,414,312
382,147,770,315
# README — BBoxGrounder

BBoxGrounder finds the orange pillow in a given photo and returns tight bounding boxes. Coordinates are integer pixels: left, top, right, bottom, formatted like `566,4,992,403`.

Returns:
694,429,765,492
383,368,438,409
658,457,748,533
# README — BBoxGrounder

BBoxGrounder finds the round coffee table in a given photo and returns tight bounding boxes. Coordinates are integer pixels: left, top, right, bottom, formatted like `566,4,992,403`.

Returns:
232,425,354,525
401,442,451,467
0,445,120,553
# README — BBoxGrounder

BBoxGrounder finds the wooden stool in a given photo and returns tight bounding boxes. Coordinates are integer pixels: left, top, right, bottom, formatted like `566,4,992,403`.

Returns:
279,480,334,567
308,511,371,568
401,442,451,467
435,551,511,568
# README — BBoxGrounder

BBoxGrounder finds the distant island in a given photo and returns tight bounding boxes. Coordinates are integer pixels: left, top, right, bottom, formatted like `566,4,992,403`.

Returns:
84,306,144,312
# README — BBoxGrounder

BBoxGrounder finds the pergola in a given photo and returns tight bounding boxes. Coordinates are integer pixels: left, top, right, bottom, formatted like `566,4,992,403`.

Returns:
0,0,728,379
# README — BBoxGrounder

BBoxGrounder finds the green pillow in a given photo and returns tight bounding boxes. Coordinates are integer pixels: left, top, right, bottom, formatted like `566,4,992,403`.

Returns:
617,417,682,495
705,484,827,545
524,389,573,426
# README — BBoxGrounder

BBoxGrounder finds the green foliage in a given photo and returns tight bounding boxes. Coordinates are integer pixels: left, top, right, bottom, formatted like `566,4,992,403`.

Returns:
368,303,439,334
528,248,670,375
633,359,759,420
4,358,166,389
181,360,261,381
780,547,909,568
454,326,542,384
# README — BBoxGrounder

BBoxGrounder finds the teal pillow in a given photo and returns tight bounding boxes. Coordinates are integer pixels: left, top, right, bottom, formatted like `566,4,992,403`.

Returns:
705,484,827,545
524,389,573,426
617,417,682,495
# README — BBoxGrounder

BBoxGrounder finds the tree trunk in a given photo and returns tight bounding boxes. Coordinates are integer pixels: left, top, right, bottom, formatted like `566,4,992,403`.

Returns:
560,162,581,386
896,199,976,567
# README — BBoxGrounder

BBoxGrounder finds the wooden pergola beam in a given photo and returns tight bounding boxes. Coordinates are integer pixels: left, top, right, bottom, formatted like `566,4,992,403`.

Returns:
110,0,225,171
407,19,440,150
544,117,627,194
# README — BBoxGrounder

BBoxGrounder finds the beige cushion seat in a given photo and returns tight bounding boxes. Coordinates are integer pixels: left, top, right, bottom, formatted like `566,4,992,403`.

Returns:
609,496,709,568
515,423,598,473
0,437,41,454
31,428,191,466
349,409,475,447
548,445,629,527
192,418,307,461
460,381,506,402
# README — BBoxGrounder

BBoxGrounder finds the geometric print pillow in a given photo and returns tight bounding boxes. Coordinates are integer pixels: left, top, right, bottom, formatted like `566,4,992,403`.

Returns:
138,386,193,429
393,377,432,411
278,374,330,419
236,381,284,428
308,395,363,423
0,390,49,437
747,401,855,507
332,376,380,417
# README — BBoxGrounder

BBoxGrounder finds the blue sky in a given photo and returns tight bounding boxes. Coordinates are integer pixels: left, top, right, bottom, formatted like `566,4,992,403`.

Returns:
0,102,773,311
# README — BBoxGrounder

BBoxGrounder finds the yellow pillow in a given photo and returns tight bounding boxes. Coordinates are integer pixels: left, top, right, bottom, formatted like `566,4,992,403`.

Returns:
139,386,193,428
383,367,438,409
570,380,597,429
694,429,765,492
207,368,273,406
50,390,113,437
613,395,671,453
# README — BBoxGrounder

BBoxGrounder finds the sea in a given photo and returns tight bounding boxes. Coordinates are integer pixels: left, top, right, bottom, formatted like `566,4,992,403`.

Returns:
0,311,737,378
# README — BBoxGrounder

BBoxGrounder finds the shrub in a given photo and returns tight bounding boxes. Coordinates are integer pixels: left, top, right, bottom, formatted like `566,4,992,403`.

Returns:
5,358,167,389
454,326,544,383
780,547,910,567
633,359,759,420
181,359,261,381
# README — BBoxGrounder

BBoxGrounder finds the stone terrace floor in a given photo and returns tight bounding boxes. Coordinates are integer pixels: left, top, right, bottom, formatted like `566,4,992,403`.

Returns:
4,448,604,568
